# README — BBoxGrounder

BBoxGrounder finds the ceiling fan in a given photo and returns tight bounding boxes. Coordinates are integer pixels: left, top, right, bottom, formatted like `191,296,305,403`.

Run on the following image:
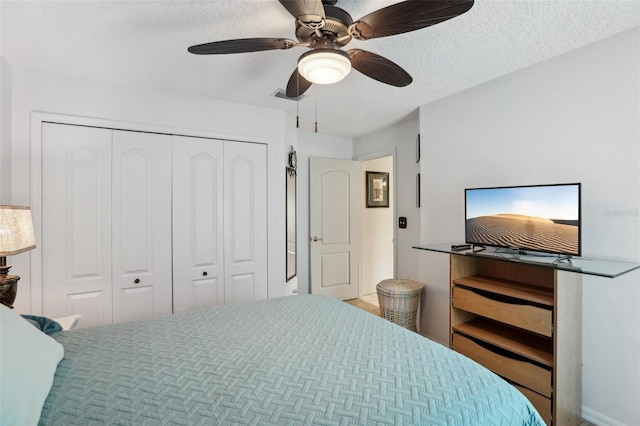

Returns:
188,0,474,98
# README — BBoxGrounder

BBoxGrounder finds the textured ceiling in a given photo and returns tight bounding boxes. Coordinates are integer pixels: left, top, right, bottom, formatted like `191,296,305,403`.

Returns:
2,1,639,139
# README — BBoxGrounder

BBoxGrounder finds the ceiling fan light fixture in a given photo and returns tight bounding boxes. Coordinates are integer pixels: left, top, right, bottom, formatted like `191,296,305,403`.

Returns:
298,49,351,85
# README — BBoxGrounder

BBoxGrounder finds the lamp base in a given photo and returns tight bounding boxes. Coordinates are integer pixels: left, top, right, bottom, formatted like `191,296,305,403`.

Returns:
0,265,19,309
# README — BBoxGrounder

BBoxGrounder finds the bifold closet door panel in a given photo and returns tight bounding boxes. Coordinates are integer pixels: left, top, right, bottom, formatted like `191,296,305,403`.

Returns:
111,130,173,323
172,135,224,313
224,141,268,304
42,123,113,327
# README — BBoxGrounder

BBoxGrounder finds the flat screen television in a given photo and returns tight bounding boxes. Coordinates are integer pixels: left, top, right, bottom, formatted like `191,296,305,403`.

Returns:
465,183,581,257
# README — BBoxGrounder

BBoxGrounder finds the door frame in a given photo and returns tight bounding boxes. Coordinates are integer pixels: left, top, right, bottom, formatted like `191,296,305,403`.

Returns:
355,148,397,298
29,112,279,315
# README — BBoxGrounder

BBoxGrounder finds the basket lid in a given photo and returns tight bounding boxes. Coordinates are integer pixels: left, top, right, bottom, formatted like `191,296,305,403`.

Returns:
376,279,423,296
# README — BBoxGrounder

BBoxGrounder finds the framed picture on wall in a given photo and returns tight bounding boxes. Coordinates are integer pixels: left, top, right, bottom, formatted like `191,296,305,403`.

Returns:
366,171,389,208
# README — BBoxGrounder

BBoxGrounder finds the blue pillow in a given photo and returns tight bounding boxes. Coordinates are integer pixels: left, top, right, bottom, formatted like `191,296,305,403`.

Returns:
21,314,63,334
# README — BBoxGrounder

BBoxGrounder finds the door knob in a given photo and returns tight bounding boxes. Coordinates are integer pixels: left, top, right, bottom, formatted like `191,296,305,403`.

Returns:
311,236,323,242
203,271,208,276
134,278,140,284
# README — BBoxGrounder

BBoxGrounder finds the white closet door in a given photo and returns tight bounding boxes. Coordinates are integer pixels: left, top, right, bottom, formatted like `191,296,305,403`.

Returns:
224,141,268,303
172,135,224,312
111,130,172,323
42,123,113,327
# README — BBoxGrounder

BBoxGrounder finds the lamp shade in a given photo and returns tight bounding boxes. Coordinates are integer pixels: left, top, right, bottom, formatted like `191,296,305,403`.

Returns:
0,206,36,256
298,49,352,85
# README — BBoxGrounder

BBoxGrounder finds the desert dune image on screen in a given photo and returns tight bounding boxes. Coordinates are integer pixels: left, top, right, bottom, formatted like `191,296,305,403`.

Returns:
465,185,580,255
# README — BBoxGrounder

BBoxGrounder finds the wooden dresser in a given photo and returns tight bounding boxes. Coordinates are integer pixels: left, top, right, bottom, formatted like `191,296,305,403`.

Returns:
413,243,640,426
450,254,580,425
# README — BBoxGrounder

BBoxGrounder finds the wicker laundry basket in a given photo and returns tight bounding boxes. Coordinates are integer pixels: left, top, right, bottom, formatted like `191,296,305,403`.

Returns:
376,279,423,332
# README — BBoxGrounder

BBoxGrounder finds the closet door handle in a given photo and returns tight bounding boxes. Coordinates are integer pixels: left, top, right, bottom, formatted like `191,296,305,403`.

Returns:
134,278,140,284
311,236,323,242
202,271,208,276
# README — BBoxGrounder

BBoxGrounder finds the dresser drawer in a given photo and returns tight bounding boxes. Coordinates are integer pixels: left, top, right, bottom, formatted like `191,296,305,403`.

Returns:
452,333,552,398
452,286,553,337
513,383,551,425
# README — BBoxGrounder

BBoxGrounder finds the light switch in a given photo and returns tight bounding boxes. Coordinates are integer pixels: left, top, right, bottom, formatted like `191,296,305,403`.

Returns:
399,217,407,229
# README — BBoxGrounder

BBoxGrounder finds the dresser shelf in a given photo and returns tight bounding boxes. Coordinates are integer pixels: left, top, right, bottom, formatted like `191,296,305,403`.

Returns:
453,276,554,307
453,318,553,367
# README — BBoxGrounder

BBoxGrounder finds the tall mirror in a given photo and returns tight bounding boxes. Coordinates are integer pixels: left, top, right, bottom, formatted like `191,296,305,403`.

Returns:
286,148,297,281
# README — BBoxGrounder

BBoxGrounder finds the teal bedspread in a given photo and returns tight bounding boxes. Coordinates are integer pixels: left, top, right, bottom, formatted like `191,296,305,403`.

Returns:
41,295,544,425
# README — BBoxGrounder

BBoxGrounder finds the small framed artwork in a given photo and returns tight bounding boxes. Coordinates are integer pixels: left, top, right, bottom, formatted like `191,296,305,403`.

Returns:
366,171,389,208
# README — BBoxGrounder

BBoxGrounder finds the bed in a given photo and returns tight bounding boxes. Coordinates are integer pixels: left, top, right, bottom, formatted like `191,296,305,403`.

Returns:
1,295,545,425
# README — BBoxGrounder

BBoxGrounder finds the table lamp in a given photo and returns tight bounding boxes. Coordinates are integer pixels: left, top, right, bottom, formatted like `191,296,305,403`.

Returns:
0,205,36,308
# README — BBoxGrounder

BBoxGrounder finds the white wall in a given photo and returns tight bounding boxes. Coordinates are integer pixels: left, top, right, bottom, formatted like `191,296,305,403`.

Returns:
360,156,394,295
0,58,11,203
5,65,288,313
296,131,352,295
419,28,640,426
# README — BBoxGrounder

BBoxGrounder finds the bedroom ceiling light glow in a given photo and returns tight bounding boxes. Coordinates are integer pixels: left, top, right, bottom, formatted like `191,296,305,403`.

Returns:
297,49,351,85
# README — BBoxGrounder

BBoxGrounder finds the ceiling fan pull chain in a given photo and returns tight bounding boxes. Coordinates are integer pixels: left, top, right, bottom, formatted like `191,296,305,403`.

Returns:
315,95,318,133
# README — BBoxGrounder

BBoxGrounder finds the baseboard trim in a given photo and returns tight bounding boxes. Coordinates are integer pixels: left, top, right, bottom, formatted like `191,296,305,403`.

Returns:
582,406,628,426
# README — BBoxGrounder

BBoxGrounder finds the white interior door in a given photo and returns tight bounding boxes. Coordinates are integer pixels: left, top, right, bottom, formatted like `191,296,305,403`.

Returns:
42,123,113,327
111,130,173,322
172,135,224,312
224,141,268,304
309,157,359,300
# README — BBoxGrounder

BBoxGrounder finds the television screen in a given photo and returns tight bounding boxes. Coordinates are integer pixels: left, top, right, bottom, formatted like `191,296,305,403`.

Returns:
465,183,581,257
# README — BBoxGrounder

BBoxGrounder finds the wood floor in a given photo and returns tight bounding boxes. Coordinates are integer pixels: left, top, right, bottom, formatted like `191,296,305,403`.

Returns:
344,298,380,316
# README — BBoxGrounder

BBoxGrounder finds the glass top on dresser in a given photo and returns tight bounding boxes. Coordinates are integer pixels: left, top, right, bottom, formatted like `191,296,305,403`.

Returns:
413,243,640,278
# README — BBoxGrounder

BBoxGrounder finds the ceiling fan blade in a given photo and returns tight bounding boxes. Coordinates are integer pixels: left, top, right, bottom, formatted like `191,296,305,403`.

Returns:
351,0,474,40
279,0,325,24
286,68,313,98
348,49,412,87
188,38,296,55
